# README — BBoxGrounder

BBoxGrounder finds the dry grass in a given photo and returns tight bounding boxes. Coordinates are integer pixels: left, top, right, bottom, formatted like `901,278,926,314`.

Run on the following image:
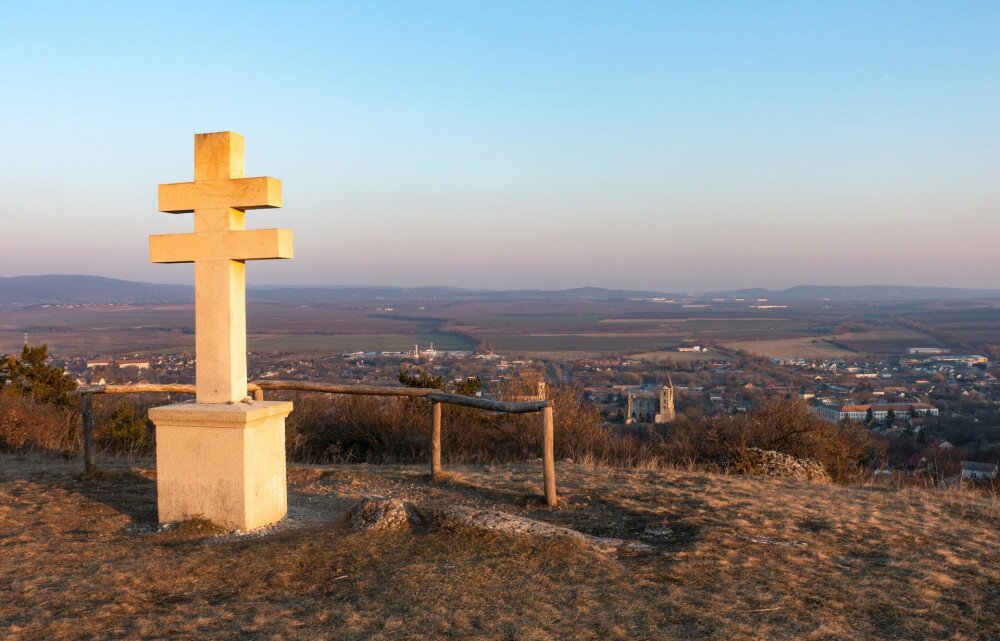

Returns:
1,453,998,640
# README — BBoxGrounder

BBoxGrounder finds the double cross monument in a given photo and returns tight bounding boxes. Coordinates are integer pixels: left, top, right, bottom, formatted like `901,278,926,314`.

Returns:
148,132,294,531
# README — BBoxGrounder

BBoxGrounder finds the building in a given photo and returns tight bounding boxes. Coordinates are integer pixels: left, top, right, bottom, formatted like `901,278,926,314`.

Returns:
120,359,151,370
811,402,939,423
908,347,947,355
86,358,111,368
507,380,547,403
961,461,998,481
411,343,438,359
932,355,988,365
625,377,675,425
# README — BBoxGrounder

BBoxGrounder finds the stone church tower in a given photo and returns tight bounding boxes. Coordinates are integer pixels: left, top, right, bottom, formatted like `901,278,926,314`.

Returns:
625,375,676,425
654,374,676,424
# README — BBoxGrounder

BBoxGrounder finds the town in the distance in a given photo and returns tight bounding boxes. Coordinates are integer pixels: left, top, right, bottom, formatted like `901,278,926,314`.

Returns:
5,275,998,482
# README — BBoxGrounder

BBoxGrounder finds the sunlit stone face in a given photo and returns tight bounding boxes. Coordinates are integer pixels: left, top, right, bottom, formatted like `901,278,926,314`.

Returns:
149,131,292,404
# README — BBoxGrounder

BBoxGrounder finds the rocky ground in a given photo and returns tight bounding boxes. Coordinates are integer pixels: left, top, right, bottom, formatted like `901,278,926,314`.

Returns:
1,453,998,640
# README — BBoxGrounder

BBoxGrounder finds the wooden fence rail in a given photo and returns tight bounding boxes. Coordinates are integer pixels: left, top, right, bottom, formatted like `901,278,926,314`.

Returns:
74,380,557,506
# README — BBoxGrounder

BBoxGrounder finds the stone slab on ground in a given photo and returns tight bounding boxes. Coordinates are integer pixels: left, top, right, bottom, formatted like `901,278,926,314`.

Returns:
344,497,649,553
434,504,650,554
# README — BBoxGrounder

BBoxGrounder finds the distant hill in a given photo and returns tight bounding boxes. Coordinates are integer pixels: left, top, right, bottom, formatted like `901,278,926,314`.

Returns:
245,285,673,304
0,275,672,307
4,275,998,308
0,275,192,307
716,285,1000,301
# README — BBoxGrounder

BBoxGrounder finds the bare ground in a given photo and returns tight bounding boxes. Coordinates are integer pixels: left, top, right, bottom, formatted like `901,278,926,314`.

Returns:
1,453,998,640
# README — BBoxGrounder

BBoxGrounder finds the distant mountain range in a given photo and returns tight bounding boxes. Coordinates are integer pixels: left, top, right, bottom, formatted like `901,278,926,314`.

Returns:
1,275,998,308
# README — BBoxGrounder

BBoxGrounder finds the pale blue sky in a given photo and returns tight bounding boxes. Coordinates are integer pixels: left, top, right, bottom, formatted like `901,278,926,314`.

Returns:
1,1,998,291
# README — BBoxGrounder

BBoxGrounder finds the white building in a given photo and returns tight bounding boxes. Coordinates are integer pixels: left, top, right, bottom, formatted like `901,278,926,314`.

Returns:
961,461,998,480
811,403,939,423
932,355,988,365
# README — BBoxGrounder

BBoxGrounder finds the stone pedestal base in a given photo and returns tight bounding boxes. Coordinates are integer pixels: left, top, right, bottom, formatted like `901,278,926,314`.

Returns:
148,401,293,531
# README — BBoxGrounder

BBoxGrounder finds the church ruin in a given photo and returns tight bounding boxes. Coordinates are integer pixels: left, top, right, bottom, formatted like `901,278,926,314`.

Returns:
625,375,675,425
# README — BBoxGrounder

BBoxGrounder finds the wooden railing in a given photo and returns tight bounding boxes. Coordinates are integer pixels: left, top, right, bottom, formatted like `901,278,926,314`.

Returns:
75,380,558,506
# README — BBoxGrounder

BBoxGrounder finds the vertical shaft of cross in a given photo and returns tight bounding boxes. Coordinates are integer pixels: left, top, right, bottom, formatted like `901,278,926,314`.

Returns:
195,260,247,403
194,133,248,403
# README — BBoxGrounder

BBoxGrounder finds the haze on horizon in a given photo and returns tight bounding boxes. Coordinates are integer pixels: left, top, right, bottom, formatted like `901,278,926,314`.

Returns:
1,2,998,292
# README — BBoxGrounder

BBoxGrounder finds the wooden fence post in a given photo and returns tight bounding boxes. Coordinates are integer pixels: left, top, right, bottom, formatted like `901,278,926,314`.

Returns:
430,400,442,478
81,392,96,474
541,404,557,506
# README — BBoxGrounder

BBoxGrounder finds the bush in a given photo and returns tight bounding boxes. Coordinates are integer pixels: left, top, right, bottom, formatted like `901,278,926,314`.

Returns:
240,390,883,483
102,400,151,454
673,400,884,482
284,393,430,463
281,384,612,465
0,379,883,486
0,344,76,406
0,387,78,454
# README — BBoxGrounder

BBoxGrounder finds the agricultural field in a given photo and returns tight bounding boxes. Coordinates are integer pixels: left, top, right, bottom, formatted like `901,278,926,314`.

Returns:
0,304,462,357
723,337,858,360
724,328,949,360
827,329,948,355
900,302,1000,346
247,333,475,355
434,301,841,358
630,349,731,363
3,297,997,360
482,333,689,358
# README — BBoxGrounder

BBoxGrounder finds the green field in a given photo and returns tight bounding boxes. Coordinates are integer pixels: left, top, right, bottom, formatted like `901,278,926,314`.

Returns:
247,333,475,354
484,333,687,354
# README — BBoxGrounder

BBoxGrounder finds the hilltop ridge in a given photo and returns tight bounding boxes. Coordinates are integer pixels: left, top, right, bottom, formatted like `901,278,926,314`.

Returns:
1,454,997,640
3,275,999,308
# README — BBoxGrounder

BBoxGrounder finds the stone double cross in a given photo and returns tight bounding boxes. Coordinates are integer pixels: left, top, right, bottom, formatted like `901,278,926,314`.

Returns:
150,132,292,403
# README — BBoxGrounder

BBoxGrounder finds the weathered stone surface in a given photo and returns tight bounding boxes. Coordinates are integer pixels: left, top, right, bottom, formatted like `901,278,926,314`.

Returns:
346,498,416,532
435,505,649,554
729,447,830,483
149,401,293,531
147,131,294,532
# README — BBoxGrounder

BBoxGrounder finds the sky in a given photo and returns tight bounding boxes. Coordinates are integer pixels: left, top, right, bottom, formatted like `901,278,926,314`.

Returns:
1,1,998,292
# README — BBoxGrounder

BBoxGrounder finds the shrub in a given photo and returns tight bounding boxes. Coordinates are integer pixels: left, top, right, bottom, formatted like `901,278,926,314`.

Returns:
677,400,885,482
281,384,611,465
0,387,77,454
284,393,430,463
0,344,76,406
101,400,151,454
0,379,884,487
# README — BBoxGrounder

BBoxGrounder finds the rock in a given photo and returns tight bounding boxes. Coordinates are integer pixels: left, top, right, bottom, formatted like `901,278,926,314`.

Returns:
435,505,650,554
643,525,675,542
346,498,652,554
729,448,830,483
346,498,416,532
